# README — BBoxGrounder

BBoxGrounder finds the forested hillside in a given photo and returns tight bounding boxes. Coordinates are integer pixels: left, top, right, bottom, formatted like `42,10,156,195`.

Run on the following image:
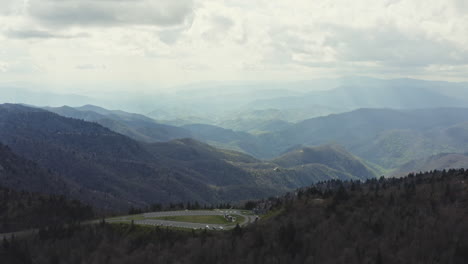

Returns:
0,186,94,233
1,169,466,263
0,143,69,195
393,152,468,176
246,108,468,163
0,104,375,210
45,105,192,142
45,104,468,175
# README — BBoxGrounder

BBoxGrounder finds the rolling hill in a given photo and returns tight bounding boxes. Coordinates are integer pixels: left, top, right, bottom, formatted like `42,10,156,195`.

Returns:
393,152,468,176
242,108,468,167
47,104,468,175
0,143,69,195
272,145,377,180
0,104,376,210
250,77,468,111
44,105,191,142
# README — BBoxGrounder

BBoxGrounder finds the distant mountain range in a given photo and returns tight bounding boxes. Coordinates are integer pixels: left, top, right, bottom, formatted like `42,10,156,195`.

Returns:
258,108,468,165
5,77,468,133
0,104,376,210
180,108,468,172
42,103,468,175
250,78,468,112
151,77,468,131
393,152,468,176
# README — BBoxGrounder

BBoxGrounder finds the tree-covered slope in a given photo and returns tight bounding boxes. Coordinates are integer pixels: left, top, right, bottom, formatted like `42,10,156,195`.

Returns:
2,169,466,264
0,143,69,195
45,105,192,142
0,104,376,211
393,152,468,176
272,145,377,180
248,108,468,164
0,186,93,233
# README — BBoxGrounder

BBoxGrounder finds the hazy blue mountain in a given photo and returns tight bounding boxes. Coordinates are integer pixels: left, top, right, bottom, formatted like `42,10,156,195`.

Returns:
146,78,468,134
51,103,468,176
250,108,468,168
6,78,468,134
45,105,192,142
392,152,468,177
0,104,375,210
251,79,467,112
181,124,255,151
0,86,95,107
75,104,156,123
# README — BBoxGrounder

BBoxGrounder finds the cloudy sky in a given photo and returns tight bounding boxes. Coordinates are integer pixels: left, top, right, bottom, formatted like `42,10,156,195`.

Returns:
0,0,467,92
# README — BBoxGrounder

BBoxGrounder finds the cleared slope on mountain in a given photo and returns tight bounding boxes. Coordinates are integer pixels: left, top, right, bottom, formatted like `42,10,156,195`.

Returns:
272,145,377,180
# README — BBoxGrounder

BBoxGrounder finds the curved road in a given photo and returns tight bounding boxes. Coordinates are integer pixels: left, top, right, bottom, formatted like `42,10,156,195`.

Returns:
107,209,258,230
0,210,257,239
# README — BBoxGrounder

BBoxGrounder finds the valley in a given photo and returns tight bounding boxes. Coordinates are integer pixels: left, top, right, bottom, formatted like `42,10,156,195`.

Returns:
0,104,378,210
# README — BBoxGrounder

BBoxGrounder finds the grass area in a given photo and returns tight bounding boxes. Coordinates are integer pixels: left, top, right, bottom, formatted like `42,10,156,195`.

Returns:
109,222,225,233
153,215,227,224
109,223,198,233
152,215,245,225
151,215,236,225
106,210,249,227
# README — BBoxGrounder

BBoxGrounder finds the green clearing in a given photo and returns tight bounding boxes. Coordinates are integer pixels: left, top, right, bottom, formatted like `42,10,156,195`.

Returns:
152,215,245,225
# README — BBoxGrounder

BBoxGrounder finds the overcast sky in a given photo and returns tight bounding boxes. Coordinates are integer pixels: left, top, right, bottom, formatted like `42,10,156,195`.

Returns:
0,0,467,92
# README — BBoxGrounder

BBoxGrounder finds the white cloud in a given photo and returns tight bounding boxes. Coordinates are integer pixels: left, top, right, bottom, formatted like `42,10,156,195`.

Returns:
0,0,26,16
0,0,468,90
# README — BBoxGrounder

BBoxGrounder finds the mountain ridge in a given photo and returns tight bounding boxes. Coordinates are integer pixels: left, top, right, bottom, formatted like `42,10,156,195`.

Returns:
0,104,376,210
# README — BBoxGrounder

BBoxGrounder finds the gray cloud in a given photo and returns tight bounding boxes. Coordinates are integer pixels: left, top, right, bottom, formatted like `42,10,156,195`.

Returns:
268,22,468,71
201,15,234,41
5,29,89,39
28,0,194,28
158,28,185,45
324,24,468,67
453,0,468,14
0,0,23,15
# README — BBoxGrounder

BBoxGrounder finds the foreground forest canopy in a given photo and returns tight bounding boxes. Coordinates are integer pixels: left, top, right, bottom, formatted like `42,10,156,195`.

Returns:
0,186,94,234
1,169,467,264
